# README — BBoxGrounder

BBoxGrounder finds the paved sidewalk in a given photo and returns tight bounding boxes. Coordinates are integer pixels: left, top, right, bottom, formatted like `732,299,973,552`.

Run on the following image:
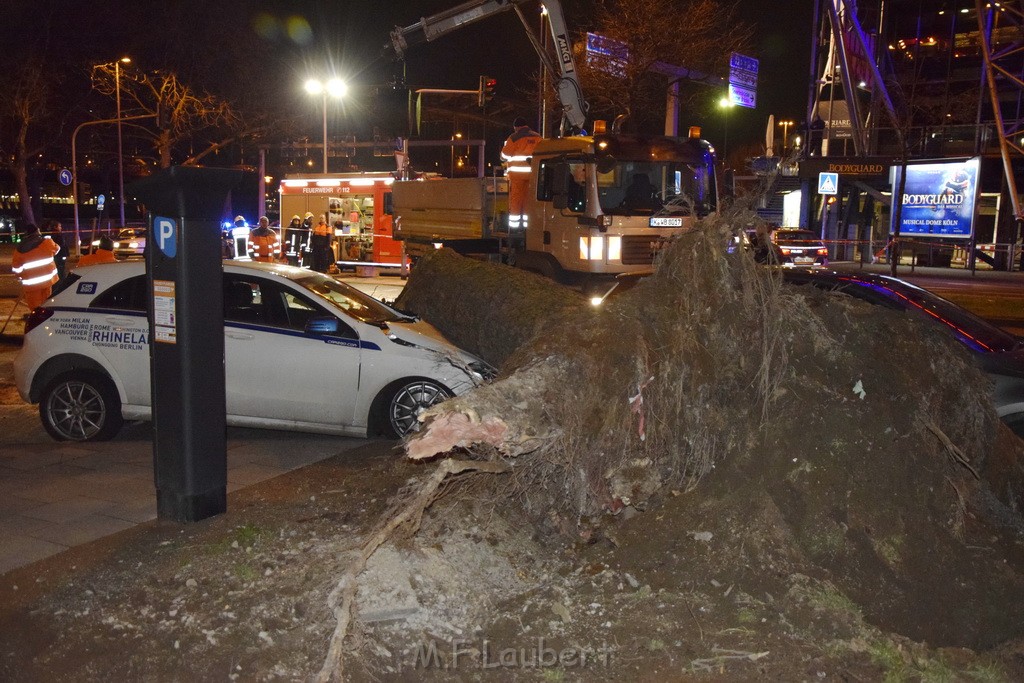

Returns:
0,412,370,574
0,267,406,576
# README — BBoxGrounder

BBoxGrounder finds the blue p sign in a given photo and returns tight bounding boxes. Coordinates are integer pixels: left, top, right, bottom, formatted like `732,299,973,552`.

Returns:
154,216,177,258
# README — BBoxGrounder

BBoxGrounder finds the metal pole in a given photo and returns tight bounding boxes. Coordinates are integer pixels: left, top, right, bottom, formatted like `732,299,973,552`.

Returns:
257,148,267,219
72,114,153,252
115,61,126,226
322,95,329,174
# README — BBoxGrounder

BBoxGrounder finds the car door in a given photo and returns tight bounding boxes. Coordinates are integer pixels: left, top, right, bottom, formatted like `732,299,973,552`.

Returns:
87,274,151,407
223,273,361,427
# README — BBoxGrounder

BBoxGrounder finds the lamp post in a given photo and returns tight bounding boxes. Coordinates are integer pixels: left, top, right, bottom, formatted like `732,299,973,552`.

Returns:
114,57,130,226
718,96,735,162
304,78,347,174
778,120,795,152
72,114,154,249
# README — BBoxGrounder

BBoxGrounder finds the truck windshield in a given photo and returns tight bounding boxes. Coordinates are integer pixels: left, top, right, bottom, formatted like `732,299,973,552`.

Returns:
598,160,715,219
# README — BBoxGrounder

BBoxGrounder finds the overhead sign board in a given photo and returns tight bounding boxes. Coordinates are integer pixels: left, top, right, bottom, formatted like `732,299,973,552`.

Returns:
728,52,758,109
586,32,628,77
818,172,839,195
890,158,980,239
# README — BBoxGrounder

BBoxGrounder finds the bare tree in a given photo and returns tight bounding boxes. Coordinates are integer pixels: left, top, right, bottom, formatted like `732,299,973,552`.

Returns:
0,59,57,227
90,65,244,169
575,0,753,133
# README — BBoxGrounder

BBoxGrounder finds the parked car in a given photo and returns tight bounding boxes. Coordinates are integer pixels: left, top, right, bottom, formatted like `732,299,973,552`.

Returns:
782,268,1024,436
749,228,829,266
112,227,146,258
14,261,492,442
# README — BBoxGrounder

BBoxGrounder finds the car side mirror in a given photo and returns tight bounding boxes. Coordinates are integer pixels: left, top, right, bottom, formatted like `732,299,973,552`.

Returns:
305,316,340,335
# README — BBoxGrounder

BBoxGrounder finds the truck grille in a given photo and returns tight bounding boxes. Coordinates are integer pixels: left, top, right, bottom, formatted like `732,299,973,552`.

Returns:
621,236,670,265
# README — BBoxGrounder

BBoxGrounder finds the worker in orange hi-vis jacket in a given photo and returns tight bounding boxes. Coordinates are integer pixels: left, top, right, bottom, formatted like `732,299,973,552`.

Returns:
77,234,118,267
247,216,282,263
500,116,541,232
11,223,60,310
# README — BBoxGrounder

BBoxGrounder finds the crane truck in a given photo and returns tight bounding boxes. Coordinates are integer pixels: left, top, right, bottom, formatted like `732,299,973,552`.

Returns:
387,0,718,294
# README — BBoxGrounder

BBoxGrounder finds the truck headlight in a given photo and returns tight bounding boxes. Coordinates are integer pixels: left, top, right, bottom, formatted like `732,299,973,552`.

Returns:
580,235,621,261
579,236,604,260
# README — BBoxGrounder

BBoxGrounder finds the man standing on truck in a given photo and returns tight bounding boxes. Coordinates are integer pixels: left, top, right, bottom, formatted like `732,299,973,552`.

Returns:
500,117,541,232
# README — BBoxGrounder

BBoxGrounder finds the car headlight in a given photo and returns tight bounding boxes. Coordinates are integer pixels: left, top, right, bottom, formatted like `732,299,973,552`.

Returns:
468,360,496,381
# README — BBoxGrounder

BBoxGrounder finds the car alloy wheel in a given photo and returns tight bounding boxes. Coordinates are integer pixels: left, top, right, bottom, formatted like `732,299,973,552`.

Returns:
387,379,452,438
40,372,123,442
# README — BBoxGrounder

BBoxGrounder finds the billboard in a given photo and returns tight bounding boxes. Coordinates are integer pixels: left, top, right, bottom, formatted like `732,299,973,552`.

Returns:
890,158,980,239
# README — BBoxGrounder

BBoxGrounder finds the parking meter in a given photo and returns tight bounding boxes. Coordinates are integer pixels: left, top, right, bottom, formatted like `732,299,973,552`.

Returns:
131,166,242,523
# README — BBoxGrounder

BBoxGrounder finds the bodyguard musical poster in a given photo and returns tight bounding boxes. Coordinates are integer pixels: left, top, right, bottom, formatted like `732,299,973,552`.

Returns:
890,158,980,238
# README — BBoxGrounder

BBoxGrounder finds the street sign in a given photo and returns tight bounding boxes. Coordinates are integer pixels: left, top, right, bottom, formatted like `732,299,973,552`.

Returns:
97,194,106,212
154,215,178,258
728,52,759,109
818,172,839,195
58,169,72,186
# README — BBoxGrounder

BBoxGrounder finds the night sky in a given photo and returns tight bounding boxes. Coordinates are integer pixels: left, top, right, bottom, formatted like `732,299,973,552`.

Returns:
7,0,817,154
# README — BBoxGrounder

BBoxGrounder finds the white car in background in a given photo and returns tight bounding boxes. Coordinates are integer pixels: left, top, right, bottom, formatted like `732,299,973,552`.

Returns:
14,261,490,441
112,227,146,258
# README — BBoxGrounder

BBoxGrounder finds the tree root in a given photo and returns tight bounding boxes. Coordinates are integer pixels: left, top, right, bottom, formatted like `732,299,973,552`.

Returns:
923,418,979,479
314,458,509,683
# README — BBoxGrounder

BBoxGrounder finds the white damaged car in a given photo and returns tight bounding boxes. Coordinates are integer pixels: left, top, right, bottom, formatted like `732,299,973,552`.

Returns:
14,261,491,441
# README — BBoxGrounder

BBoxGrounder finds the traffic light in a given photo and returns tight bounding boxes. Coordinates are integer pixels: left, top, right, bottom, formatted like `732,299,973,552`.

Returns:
478,75,496,107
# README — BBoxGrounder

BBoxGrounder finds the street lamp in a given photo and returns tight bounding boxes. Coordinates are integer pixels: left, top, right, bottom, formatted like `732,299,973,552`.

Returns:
114,57,130,226
778,120,795,152
718,96,735,161
304,77,347,174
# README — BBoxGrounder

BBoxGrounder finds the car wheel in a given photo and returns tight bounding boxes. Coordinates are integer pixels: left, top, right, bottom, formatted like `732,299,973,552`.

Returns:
39,371,123,442
376,378,453,439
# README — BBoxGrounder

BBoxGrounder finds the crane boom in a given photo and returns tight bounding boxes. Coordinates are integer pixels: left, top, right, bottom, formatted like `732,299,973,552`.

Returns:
387,0,588,134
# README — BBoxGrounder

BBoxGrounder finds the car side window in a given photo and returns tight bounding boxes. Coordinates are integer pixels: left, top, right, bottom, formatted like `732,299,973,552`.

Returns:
90,274,148,312
224,275,285,327
223,274,357,339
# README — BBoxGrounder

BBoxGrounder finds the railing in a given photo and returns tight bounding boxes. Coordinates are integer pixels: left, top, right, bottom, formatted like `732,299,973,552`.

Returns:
819,237,1022,273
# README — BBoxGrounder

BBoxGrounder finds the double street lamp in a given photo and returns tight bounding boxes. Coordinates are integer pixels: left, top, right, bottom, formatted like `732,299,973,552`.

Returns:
304,78,347,174
778,119,795,152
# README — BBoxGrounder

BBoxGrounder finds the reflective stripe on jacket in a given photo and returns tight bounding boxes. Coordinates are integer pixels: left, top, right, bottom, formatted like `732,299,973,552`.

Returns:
501,126,541,174
12,236,60,289
247,227,281,262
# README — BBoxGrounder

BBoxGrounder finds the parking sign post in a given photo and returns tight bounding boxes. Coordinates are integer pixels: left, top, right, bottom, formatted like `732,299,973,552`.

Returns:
131,166,242,523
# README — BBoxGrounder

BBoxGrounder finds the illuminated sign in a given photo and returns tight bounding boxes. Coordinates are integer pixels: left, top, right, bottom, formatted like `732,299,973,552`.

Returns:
890,158,979,239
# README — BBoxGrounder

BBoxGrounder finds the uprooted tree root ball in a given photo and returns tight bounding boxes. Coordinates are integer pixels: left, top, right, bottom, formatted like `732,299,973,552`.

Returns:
317,208,1024,677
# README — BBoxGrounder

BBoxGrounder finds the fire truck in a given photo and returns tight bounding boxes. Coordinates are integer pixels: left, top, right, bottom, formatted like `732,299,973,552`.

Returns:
278,173,403,267
387,0,718,293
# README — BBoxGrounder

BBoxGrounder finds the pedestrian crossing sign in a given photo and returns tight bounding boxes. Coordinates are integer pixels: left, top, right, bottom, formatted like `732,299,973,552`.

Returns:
818,172,838,195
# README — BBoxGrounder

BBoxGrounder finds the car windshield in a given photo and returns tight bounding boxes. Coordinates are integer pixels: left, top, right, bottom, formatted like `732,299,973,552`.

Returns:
802,273,1023,354
864,278,1021,354
294,273,405,326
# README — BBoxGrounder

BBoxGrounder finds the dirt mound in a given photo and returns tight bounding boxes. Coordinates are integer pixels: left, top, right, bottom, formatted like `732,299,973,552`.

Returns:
386,211,1024,665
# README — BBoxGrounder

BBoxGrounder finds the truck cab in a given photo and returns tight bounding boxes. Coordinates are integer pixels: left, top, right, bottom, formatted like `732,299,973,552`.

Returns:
520,131,717,283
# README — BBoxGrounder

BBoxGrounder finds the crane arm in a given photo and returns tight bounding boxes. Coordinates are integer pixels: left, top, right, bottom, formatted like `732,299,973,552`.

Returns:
387,0,588,134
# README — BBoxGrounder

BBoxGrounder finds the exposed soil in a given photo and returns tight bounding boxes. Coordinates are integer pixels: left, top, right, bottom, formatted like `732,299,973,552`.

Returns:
3,242,1024,681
